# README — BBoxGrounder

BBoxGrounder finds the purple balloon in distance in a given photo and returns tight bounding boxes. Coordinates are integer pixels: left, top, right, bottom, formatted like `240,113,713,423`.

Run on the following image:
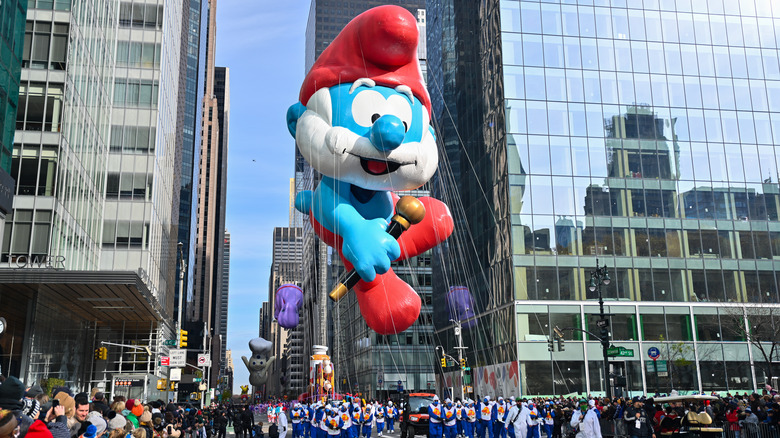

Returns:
446,286,476,328
275,284,304,329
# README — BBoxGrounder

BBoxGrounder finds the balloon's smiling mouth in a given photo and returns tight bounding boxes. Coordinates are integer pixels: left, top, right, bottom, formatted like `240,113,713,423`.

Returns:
359,157,402,175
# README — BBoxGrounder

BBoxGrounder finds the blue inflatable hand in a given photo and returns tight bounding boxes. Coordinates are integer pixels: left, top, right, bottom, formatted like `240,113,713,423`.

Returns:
295,190,313,214
341,218,401,282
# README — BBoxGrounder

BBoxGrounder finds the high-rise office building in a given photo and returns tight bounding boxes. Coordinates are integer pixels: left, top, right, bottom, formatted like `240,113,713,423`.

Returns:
192,0,229,378
0,0,26,236
219,230,230,377
210,66,229,374
266,226,302,396
0,0,174,390
7,0,117,270
174,0,208,328
428,0,780,395
298,0,426,394
100,0,185,311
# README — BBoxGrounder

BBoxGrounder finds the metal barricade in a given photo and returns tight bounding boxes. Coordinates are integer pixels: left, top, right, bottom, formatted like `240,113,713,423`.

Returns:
721,423,780,438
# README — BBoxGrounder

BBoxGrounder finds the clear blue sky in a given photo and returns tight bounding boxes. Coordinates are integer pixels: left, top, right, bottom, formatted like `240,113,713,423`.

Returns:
216,0,310,392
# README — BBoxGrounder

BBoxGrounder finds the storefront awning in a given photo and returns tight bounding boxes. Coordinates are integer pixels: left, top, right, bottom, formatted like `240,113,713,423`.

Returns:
0,270,170,324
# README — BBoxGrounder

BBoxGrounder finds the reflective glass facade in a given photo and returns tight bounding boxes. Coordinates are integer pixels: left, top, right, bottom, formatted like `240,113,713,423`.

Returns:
0,0,26,173
428,0,780,395
101,0,185,307
174,0,207,327
6,0,116,269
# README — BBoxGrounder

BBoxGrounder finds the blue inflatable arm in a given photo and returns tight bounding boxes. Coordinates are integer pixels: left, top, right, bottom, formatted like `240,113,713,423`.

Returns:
313,177,399,282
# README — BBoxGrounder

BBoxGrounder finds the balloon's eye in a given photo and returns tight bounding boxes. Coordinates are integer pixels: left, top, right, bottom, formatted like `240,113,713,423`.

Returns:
403,121,408,132
371,113,380,123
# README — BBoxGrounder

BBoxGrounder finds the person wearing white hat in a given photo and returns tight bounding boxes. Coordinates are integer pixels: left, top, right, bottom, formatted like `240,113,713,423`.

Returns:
494,398,508,438
374,402,385,437
325,407,343,438
455,400,464,438
526,402,540,438
292,404,304,438
350,400,361,438
428,396,443,438
360,403,374,438
477,396,494,438
338,403,352,438
464,400,477,438
442,398,457,438
385,402,396,434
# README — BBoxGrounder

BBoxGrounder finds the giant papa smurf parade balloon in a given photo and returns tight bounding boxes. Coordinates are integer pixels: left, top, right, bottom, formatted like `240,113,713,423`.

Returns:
286,5,454,335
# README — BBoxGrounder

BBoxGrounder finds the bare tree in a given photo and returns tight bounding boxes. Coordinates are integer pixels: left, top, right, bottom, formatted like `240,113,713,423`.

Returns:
721,305,780,384
657,335,697,391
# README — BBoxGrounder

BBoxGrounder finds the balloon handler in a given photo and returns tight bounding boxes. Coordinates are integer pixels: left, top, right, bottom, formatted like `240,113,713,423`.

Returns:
287,5,454,335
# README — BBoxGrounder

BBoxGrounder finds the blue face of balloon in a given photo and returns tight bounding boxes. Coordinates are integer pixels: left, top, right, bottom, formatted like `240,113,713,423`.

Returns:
484,398,489,403
447,402,452,408
328,83,431,146
289,81,438,192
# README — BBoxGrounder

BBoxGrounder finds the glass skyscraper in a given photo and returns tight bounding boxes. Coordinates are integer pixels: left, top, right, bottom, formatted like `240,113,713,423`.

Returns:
429,0,780,396
100,0,185,306
0,0,25,173
7,0,117,269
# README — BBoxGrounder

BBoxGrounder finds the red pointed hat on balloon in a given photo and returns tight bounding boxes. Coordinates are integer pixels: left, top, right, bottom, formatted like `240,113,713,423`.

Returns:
299,5,431,115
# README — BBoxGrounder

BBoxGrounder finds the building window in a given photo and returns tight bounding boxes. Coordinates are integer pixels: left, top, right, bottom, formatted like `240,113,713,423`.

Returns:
16,82,63,132
110,125,155,153
116,41,161,69
102,220,149,249
11,145,58,196
105,172,152,200
114,79,158,108
27,0,71,11
118,2,163,29
23,21,68,70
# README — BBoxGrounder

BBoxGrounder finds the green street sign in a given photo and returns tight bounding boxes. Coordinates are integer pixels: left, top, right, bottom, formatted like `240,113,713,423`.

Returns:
646,360,668,373
164,340,176,346
194,378,202,382
608,346,634,357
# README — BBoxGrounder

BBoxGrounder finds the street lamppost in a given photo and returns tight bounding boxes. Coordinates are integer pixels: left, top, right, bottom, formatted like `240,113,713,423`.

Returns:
588,258,612,398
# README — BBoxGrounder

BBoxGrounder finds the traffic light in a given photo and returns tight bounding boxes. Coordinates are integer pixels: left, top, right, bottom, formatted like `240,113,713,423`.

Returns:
95,348,101,360
440,357,446,367
460,358,466,369
179,329,188,348
95,347,108,360
156,379,167,390
548,339,554,352
557,337,565,351
169,381,177,391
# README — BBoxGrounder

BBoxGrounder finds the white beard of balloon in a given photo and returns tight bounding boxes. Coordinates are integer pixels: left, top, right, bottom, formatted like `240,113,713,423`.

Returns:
295,88,438,192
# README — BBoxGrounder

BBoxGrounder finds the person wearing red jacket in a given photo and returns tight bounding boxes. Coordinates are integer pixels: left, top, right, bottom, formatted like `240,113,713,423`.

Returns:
726,407,741,438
